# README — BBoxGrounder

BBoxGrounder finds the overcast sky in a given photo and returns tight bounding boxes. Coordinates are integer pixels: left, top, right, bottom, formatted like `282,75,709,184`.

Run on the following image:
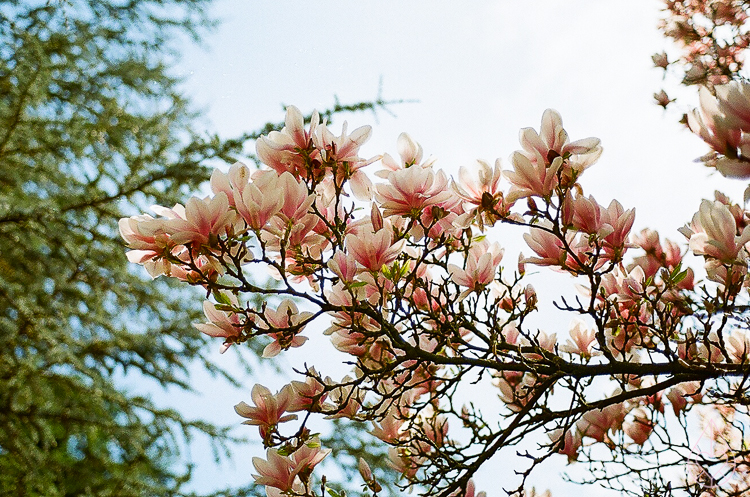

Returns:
166,1,748,495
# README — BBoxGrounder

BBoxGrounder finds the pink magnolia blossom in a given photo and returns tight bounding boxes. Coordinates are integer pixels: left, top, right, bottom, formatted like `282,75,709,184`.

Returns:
414,406,449,448
119,205,188,278
519,109,601,164
371,406,407,443
548,427,583,463
251,443,330,492
388,446,422,480
164,192,236,247
522,225,591,272
290,442,331,479
601,200,635,257
520,330,557,361
210,161,251,208
256,105,320,179
260,300,313,358
623,407,654,445
576,402,626,445
236,384,298,442
714,81,750,132
327,251,359,284
688,84,750,178
273,171,316,224
235,170,284,231
523,225,567,267
358,457,374,483
496,372,538,412
560,319,600,359
514,108,602,186
630,228,683,278
378,132,436,177
463,479,487,497
562,193,614,238
448,240,504,299
681,199,750,262
313,120,375,200
193,293,244,353
344,224,406,273
375,165,452,219
666,382,702,416
562,195,635,260
600,265,646,306
287,369,327,412
452,159,514,228
727,329,750,363
252,448,300,492
323,282,381,352
119,214,174,277
505,151,562,199
324,376,364,419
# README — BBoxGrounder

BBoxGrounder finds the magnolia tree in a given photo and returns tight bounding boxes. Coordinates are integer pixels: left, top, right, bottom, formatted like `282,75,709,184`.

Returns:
120,4,750,497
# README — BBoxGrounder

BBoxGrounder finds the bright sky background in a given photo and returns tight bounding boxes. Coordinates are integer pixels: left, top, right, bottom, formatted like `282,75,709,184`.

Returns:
162,1,750,495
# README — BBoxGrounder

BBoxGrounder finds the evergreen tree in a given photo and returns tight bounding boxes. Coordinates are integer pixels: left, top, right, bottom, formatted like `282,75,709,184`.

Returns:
0,1,246,495
0,1,397,495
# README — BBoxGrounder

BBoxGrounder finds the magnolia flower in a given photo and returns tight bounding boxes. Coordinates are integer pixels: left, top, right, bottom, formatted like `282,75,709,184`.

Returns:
370,406,407,443
388,446,421,480
378,132,436,177
164,192,236,247
260,300,313,358
681,199,750,262
235,384,298,442
448,240,504,299
548,427,583,463
562,193,614,238
210,161,251,207
577,402,626,444
522,225,567,267
235,170,284,230
256,105,320,178
251,442,330,492
313,120,375,200
119,205,189,278
252,449,300,492
505,151,562,199
344,224,406,273
519,109,601,165
727,329,750,363
452,159,514,229
560,319,600,358
273,171,316,224
324,376,364,419
623,407,654,445
688,83,750,178
193,293,244,353
666,382,702,416
287,369,327,412
375,165,452,218
513,109,602,187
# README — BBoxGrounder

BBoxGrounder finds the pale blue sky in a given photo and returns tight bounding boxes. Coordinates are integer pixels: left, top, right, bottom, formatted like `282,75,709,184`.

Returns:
166,2,747,495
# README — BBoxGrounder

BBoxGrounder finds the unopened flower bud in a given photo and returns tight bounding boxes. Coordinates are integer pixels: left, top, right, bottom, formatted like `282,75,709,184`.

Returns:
518,253,526,275
524,284,537,309
500,296,514,312
654,90,672,109
358,457,373,482
652,52,669,69
371,203,383,232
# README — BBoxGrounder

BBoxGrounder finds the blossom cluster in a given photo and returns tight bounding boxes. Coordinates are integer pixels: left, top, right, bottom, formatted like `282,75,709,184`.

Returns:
122,102,750,497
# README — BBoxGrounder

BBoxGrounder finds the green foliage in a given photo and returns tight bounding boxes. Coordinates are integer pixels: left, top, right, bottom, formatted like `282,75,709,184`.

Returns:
0,1,251,495
0,2,406,495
